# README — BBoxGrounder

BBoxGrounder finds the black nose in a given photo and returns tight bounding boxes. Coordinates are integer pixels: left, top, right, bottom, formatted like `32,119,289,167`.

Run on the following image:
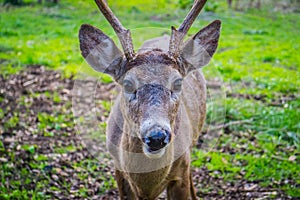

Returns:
143,130,170,151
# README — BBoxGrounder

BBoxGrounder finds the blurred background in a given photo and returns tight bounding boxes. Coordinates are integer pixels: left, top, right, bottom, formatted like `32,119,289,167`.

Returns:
0,0,299,199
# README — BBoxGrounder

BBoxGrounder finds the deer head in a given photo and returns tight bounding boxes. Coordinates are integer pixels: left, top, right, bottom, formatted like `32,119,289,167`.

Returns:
79,0,221,159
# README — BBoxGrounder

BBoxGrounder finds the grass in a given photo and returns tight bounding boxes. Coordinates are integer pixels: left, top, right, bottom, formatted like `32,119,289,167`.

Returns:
0,0,299,198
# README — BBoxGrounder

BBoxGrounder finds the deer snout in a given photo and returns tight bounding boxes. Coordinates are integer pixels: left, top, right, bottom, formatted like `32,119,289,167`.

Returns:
143,129,170,152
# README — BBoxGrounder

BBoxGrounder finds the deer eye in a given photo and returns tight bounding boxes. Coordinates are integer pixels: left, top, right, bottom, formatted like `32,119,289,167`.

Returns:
172,78,183,92
123,80,135,93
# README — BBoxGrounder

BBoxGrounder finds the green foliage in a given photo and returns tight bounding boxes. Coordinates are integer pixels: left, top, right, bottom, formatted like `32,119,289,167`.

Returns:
53,92,61,103
37,112,72,132
101,74,113,84
101,101,112,112
4,113,19,130
21,144,36,154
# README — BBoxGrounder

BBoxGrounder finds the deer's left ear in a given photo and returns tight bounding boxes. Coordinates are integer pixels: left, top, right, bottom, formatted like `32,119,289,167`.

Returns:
180,20,221,72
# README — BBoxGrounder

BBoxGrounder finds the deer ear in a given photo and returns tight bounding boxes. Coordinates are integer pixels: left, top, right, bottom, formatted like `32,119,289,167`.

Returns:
180,20,221,72
79,24,124,78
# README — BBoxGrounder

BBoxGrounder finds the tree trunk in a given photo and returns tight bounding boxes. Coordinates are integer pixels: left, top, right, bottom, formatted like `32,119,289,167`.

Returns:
227,0,232,8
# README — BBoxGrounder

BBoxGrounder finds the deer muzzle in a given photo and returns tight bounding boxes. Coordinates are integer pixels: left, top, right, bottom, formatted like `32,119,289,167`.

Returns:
143,126,170,150
136,84,174,158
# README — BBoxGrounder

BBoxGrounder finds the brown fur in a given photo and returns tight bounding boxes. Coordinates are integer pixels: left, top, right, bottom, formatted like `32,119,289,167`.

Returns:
106,52,207,199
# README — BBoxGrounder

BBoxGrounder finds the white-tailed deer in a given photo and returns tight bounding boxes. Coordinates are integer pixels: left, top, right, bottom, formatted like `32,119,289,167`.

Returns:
79,0,221,199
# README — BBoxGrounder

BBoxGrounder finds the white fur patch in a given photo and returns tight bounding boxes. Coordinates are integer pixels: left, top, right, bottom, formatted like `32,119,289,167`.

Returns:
143,145,166,159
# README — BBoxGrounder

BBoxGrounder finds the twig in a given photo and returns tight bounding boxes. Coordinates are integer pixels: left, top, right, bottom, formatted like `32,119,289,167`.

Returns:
227,188,280,193
271,155,289,162
204,119,253,133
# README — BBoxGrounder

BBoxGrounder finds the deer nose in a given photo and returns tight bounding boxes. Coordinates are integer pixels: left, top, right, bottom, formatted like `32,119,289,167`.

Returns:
143,130,170,152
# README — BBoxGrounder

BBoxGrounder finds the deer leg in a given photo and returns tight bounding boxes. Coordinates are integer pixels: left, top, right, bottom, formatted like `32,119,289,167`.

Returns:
167,171,196,200
115,170,134,200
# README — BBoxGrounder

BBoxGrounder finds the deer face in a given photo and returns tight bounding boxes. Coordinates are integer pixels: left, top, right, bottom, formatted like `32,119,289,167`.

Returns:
79,0,221,159
119,52,182,157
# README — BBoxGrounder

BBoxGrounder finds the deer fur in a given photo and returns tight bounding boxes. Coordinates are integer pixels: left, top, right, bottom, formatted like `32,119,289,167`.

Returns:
79,0,221,199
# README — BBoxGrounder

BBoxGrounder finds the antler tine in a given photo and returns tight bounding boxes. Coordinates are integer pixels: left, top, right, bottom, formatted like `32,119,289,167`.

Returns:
169,0,207,57
95,0,135,60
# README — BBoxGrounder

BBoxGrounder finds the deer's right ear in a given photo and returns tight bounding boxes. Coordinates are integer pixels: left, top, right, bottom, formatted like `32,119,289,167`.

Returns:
79,24,123,78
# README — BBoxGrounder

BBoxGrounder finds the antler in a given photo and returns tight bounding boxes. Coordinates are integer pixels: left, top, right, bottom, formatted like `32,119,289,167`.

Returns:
169,0,207,57
95,0,135,60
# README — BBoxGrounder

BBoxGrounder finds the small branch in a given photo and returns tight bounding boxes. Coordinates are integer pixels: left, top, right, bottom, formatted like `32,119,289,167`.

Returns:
204,119,253,133
228,188,280,193
271,155,288,162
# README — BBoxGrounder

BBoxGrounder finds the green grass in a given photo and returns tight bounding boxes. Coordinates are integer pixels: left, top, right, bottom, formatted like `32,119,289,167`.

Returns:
1,1,298,91
0,0,299,198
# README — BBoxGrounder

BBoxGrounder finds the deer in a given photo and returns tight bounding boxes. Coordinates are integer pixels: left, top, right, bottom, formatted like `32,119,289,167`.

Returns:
79,0,221,199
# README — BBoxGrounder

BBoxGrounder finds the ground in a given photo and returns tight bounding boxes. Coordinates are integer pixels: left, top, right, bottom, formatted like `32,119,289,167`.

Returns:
0,66,298,199
0,0,299,199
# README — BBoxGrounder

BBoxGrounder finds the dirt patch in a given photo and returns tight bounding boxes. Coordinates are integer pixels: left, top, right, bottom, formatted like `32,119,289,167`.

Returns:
0,66,293,199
